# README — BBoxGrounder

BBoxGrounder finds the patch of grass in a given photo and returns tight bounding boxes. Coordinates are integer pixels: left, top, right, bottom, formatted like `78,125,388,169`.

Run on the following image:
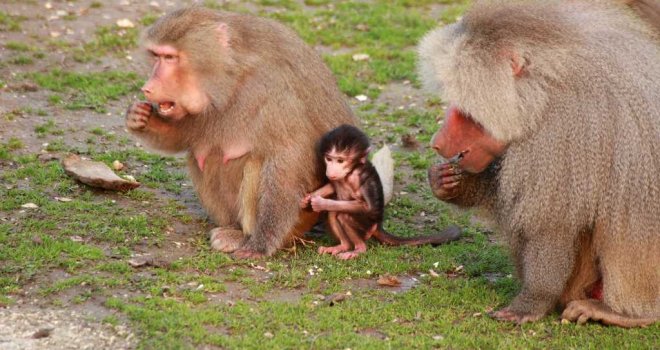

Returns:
35,120,62,137
9,55,33,65
28,69,142,113
266,1,437,97
5,41,32,51
73,25,139,62
439,1,472,24
0,11,24,31
0,137,23,160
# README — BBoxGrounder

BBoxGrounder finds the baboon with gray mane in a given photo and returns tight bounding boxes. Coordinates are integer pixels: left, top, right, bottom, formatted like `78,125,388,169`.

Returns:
419,0,659,327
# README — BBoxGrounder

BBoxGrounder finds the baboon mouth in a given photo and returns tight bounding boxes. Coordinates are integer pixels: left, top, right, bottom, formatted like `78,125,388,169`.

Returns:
158,101,176,114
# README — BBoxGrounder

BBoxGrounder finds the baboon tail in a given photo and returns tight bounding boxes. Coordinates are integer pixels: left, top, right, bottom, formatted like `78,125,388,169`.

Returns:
371,225,462,246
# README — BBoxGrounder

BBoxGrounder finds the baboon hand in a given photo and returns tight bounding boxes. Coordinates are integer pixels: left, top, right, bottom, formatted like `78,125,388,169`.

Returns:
300,193,312,209
126,102,153,131
310,195,328,212
428,162,463,200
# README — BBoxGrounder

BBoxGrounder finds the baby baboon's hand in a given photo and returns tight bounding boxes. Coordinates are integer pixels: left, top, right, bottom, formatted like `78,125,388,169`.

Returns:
126,102,153,131
300,193,312,209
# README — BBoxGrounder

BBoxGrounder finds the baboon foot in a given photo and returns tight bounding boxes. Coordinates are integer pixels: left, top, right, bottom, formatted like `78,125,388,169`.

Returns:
209,227,245,253
318,244,350,256
336,244,366,260
336,250,365,260
561,299,656,328
232,249,266,260
490,307,544,324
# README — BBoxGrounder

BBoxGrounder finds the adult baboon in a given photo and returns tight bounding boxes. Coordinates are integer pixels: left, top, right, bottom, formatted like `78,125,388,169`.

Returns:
126,7,356,258
419,0,659,327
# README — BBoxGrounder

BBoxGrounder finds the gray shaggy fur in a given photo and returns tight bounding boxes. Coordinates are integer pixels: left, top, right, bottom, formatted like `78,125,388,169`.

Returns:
419,0,659,322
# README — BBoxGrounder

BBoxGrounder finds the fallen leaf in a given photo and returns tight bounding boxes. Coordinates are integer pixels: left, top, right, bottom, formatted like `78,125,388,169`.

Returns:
401,134,420,150
377,275,402,287
325,293,348,306
55,197,72,202
355,94,368,102
371,145,394,205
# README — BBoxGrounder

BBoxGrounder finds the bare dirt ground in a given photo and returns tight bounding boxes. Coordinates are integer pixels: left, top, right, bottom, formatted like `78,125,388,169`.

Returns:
0,1,444,348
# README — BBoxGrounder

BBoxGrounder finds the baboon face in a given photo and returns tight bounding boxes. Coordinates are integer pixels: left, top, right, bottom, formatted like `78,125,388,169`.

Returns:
141,44,209,120
431,105,507,173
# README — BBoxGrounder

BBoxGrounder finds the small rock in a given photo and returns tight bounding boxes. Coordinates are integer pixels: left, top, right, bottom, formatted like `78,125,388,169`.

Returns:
355,95,368,102
264,332,274,339
38,153,60,162
352,53,370,61
32,328,54,339
112,160,124,171
21,203,39,209
116,19,135,28
55,197,72,202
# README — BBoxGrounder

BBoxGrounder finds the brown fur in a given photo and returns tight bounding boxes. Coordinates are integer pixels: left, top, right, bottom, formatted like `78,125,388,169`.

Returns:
419,0,659,326
624,0,660,34
127,7,355,257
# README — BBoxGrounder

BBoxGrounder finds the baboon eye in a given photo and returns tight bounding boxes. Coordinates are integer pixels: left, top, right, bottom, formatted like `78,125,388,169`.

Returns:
337,159,344,164
163,54,177,62
325,157,332,162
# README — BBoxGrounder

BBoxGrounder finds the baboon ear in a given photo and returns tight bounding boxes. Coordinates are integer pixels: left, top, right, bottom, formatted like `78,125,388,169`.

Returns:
509,51,529,77
360,147,372,164
216,22,230,48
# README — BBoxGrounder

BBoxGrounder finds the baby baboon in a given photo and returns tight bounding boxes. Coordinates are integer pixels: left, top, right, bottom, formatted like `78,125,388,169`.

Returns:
301,125,461,260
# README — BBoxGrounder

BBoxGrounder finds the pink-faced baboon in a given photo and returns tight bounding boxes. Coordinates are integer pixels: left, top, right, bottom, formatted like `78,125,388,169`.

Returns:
126,7,356,258
419,0,659,327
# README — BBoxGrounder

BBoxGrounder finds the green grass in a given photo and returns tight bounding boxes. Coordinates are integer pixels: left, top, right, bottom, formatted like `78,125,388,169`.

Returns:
0,11,24,31
73,25,139,62
27,69,142,113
